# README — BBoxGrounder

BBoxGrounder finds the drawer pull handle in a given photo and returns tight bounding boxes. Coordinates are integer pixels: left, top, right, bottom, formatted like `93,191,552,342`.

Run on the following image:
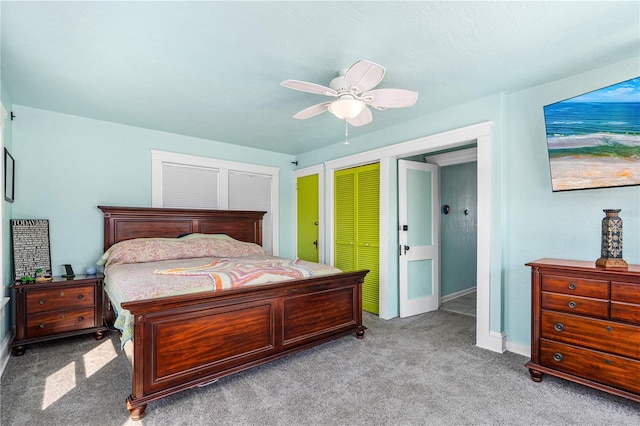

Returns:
39,323,46,329
606,326,613,332
568,282,576,290
78,316,84,322
568,301,577,309
553,353,563,362
554,323,565,332
77,294,84,300
60,291,65,297
605,359,612,365
39,298,46,305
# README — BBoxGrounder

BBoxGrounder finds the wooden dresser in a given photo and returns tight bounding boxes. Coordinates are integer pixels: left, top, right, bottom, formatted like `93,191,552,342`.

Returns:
11,274,107,355
526,258,640,402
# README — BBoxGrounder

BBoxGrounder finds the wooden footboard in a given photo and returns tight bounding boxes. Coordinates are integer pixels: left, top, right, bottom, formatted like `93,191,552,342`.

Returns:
121,270,367,420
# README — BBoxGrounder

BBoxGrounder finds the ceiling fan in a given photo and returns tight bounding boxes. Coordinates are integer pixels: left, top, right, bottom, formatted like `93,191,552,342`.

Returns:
281,60,418,127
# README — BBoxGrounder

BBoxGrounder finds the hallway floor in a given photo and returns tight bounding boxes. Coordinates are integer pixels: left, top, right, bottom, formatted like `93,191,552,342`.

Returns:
440,291,476,317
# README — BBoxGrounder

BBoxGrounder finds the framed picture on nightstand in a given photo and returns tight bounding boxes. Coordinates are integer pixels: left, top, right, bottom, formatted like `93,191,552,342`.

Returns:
11,219,52,282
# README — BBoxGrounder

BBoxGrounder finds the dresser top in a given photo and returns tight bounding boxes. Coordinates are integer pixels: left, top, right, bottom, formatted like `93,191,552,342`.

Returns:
527,258,640,276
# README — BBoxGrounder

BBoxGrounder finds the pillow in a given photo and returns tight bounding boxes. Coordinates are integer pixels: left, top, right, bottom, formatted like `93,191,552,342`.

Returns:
97,236,266,267
178,233,234,240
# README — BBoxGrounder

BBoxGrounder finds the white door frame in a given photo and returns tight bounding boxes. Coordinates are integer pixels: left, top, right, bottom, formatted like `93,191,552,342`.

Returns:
325,121,503,353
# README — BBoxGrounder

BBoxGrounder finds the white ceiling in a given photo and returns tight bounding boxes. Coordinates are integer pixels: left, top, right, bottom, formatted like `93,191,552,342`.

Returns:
1,1,638,155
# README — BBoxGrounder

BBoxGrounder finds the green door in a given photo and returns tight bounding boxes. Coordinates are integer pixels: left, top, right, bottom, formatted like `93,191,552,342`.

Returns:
335,163,380,314
297,174,319,262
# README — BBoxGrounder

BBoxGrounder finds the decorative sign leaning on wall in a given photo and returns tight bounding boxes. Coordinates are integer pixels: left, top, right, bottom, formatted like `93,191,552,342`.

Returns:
11,219,52,282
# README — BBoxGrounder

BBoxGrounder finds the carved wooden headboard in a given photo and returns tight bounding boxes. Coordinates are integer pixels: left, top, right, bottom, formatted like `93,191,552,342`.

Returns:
98,206,265,252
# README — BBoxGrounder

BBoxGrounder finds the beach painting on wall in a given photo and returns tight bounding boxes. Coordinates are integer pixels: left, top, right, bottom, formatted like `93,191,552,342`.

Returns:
543,77,640,192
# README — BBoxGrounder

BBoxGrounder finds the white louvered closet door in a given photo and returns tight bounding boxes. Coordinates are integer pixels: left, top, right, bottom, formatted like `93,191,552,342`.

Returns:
228,171,273,253
161,163,219,209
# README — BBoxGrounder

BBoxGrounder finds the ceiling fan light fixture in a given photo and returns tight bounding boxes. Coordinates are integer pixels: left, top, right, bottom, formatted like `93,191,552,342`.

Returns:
328,97,365,119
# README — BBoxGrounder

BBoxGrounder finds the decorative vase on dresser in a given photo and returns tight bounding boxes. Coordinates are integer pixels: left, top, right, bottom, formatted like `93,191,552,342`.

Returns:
526,258,640,403
596,209,628,270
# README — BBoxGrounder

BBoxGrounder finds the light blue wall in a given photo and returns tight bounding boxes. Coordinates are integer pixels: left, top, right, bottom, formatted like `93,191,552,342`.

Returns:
6,57,639,350
503,58,640,346
11,106,296,274
298,93,505,326
440,162,477,297
1,80,14,351
296,57,640,346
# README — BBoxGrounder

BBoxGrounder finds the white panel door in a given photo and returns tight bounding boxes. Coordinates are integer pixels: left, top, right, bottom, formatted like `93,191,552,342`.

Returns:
398,160,440,318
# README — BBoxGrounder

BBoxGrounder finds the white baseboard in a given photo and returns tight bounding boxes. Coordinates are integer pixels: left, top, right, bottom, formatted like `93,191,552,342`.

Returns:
506,340,530,358
440,286,476,303
0,297,11,378
479,331,531,358
0,330,10,378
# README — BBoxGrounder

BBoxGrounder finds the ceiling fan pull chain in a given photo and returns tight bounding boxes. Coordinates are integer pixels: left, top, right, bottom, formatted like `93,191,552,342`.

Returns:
344,120,350,145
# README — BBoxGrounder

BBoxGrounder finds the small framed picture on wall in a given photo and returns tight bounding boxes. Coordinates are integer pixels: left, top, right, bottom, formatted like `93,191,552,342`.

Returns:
4,147,14,203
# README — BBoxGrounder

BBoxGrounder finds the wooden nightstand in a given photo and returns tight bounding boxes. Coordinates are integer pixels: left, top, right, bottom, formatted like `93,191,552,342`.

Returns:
11,274,107,356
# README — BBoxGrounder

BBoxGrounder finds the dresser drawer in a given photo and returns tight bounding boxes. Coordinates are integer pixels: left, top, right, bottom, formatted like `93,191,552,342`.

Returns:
26,286,95,314
611,282,640,304
26,308,96,339
541,275,608,298
540,339,640,395
611,302,640,325
541,292,608,319
541,311,640,359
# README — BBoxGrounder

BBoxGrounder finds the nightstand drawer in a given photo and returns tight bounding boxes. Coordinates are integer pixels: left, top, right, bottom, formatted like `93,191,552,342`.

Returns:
541,292,608,319
26,285,95,314
541,275,608,298
540,339,640,395
26,308,96,338
541,311,640,359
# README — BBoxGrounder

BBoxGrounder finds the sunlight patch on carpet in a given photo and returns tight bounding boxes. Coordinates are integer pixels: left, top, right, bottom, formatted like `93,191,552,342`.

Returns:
83,339,117,378
43,362,76,409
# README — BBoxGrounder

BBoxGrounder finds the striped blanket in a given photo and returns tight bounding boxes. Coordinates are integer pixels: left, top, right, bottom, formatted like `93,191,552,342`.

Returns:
154,257,315,290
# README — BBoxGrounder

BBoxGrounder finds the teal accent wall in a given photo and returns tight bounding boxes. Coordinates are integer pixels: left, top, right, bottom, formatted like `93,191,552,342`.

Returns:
440,162,477,297
11,106,296,276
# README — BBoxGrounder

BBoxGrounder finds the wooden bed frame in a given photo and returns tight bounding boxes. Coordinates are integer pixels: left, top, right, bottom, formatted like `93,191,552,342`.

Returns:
99,206,367,421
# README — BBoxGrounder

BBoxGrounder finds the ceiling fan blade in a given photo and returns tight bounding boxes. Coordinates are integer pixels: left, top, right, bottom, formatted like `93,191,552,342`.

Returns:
292,101,331,119
347,106,373,127
343,60,386,94
362,88,418,108
281,80,337,96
